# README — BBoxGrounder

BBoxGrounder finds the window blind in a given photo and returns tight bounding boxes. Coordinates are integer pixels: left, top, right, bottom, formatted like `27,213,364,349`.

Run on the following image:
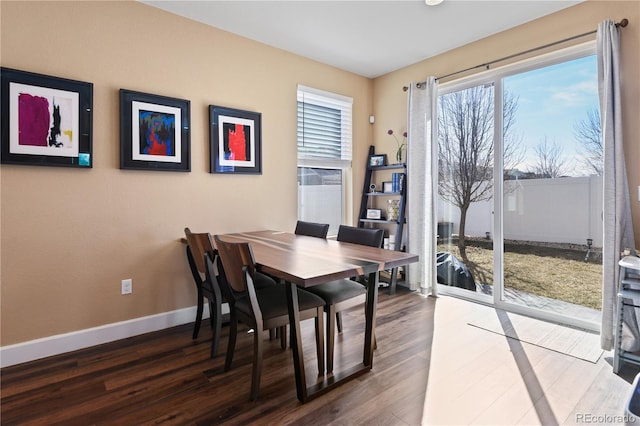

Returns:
297,85,352,164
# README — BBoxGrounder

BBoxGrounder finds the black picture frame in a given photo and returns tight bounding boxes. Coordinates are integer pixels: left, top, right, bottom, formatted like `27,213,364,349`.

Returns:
210,105,262,175
1,67,93,168
366,208,382,219
120,89,190,172
369,154,387,167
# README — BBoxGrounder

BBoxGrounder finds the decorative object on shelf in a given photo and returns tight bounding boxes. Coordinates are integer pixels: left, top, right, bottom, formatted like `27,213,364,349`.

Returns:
369,183,377,193
387,199,400,221
120,89,190,171
210,105,262,174
366,208,382,219
1,67,93,168
391,172,405,192
383,181,393,193
387,129,407,164
369,154,387,167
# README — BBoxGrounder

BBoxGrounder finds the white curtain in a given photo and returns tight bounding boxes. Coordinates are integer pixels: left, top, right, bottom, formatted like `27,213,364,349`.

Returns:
598,20,637,351
407,77,439,296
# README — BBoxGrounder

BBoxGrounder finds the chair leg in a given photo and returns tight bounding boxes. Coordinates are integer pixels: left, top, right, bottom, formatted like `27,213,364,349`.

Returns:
280,326,287,349
250,327,263,401
225,313,238,372
336,312,343,333
326,306,336,374
315,307,325,375
209,300,222,358
193,291,204,339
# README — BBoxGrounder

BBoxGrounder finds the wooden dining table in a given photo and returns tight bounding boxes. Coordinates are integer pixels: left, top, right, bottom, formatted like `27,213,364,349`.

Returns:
215,230,419,403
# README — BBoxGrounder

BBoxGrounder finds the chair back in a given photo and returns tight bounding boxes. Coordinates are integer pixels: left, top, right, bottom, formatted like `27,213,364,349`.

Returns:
294,220,329,239
214,235,257,294
337,225,384,248
184,227,216,276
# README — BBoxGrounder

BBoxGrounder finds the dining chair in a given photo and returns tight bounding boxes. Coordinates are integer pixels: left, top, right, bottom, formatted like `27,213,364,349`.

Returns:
184,228,277,357
304,225,384,373
213,235,326,401
294,220,330,239
184,228,224,358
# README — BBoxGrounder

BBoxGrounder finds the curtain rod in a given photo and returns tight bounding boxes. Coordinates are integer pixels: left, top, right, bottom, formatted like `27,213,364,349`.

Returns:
402,18,628,91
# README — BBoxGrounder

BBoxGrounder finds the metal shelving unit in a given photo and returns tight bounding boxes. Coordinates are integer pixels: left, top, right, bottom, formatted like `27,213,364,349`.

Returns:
357,145,407,293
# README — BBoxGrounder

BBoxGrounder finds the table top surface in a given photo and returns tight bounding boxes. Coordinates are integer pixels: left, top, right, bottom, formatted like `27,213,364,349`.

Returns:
215,230,419,287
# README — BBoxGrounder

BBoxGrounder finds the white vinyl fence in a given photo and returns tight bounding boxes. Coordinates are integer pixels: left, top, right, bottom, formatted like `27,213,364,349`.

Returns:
301,177,603,248
438,176,603,247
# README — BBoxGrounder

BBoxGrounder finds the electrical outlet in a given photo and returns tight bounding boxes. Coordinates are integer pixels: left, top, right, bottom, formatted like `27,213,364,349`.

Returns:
121,279,132,295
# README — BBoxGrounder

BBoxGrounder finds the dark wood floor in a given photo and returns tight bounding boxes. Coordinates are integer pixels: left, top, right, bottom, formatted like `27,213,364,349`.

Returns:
1,288,637,425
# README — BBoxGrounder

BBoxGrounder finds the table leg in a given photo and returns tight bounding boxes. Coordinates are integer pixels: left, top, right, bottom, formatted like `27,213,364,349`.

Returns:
285,281,307,402
364,271,379,367
287,272,380,403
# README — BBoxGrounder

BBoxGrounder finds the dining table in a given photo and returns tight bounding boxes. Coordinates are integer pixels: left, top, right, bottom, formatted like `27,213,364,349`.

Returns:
214,230,419,403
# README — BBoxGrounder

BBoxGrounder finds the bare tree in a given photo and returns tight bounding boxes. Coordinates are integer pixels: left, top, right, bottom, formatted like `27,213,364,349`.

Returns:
574,108,602,175
438,84,523,258
531,137,569,178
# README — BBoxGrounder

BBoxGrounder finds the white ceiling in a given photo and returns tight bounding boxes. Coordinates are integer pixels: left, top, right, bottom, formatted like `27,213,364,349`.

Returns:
141,0,582,78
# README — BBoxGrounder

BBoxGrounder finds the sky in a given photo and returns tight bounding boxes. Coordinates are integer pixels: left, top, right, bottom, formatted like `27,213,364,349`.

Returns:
503,55,599,176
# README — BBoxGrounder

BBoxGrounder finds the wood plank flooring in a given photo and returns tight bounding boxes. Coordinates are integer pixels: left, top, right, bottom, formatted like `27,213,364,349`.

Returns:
1,288,637,425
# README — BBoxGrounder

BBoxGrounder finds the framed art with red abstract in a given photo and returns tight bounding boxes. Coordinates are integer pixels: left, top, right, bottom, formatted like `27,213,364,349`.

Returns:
1,67,93,168
209,105,262,175
120,89,190,172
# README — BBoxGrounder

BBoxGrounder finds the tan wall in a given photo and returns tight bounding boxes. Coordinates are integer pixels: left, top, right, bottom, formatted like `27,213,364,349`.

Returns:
2,0,639,348
373,0,640,248
0,1,373,345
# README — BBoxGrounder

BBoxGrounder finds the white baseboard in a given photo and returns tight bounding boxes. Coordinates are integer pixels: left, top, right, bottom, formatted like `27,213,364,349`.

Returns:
0,303,229,368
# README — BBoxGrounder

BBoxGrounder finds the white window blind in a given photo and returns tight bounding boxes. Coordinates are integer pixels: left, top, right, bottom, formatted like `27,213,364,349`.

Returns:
297,85,352,167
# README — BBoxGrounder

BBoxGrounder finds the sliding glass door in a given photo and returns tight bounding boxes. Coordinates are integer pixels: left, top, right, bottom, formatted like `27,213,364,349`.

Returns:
436,43,602,331
437,82,495,305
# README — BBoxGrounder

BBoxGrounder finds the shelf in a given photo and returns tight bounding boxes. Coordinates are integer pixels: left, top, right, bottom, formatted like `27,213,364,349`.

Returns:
368,163,406,171
360,218,403,224
358,145,407,268
366,192,401,197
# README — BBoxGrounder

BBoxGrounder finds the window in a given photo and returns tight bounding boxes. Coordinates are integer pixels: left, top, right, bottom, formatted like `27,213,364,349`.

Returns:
297,85,352,235
436,42,602,330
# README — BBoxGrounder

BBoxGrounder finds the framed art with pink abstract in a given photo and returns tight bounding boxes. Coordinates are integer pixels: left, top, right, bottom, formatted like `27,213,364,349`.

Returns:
1,67,93,168
209,105,262,175
120,89,190,172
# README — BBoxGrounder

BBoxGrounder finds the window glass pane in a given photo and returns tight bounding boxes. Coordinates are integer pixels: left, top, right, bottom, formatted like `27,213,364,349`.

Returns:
298,167,343,235
437,83,495,299
502,54,602,319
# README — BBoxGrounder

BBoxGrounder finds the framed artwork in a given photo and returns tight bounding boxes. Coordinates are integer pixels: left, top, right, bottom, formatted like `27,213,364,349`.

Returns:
366,208,382,220
369,154,387,167
1,67,93,168
120,89,190,172
210,105,262,174
383,181,394,193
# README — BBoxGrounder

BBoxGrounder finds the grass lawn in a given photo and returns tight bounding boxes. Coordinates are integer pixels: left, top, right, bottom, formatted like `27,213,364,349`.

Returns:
437,238,603,310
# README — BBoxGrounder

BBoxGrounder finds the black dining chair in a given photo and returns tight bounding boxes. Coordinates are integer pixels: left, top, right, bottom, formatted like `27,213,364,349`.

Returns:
294,220,330,239
184,228,277,357
304,225,384,373
213,234,326,401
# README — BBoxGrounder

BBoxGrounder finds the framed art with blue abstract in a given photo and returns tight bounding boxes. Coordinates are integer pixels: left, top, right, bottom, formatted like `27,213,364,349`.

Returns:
1,67,93,168
120,89,190,171
209,105,262,175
